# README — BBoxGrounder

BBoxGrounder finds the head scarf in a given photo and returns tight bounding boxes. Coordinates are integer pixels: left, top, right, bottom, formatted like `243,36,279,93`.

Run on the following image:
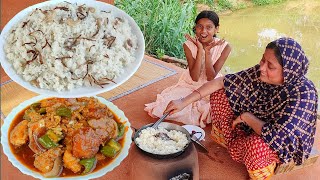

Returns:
224,37,318,165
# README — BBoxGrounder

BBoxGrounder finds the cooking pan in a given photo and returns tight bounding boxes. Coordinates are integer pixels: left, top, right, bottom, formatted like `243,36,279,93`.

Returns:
133,122,192,159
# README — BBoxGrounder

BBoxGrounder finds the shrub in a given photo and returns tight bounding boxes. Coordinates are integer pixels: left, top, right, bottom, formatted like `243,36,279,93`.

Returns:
252,0,285,6
218,0,234,10
115,0,197,59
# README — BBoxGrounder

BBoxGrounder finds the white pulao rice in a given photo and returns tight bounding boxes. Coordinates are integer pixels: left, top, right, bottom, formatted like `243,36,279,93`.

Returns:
4,2,138,91
135,127,189,155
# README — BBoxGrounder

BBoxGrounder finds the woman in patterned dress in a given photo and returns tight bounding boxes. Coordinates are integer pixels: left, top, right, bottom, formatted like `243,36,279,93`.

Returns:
164,37,318,179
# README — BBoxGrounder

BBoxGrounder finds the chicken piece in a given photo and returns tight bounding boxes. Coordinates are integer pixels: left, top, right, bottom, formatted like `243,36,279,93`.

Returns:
88,118,118,139
72,127,101,159
45,115,61,129
44,156,63,178
27,110,43,123
88,118,111,129
34,148,62,173
63,134,73,151
63,150,82,173
95,128,111,143
83,100,109,119
10,120,29,147
95,152,106,161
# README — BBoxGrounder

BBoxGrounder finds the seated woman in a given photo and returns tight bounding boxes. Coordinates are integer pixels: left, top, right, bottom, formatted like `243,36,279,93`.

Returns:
164,37,318,179
145,10,231,128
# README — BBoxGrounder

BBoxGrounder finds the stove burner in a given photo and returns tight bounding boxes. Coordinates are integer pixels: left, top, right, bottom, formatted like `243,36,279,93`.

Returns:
168,169,193,180
169,172,192,180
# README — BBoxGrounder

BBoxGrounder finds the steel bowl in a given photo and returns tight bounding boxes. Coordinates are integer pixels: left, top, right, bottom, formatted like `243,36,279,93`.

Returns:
133,122,192,159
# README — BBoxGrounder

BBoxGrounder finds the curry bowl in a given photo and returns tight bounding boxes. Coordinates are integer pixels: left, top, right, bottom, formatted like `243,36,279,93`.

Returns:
133,122,192,159
1,95,133,179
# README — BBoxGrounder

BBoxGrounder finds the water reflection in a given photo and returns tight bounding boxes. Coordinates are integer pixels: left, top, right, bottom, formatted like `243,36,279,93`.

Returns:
219,0,320,93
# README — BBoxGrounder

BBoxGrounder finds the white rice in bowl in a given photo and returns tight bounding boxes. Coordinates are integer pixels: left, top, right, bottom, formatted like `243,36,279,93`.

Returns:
4,2,138,91
135,127,189,155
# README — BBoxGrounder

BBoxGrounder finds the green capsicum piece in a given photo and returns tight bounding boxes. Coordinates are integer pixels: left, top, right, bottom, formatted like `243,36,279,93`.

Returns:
100,139,121,158
38,134,58,149
38,107,46,115
56,107,72,118
117,123,125,139
79,157,97,174
30,103,41,111
23,109,33,120
46,130,63,143
26,103,46,115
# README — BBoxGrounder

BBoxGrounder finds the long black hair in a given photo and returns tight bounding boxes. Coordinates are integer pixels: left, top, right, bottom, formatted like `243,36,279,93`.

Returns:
193,10,220,37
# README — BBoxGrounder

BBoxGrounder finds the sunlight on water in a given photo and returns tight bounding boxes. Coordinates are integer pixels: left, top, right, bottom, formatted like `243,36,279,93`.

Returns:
219,0,320,94
256,28,286,48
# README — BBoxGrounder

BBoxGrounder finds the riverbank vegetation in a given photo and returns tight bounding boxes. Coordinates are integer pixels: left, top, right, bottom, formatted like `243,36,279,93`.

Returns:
115,0,287,60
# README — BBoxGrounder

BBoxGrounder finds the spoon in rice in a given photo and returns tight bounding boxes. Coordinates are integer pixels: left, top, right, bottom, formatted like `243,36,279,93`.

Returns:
152,111,173,141
152,111,171,129
154,132,173,141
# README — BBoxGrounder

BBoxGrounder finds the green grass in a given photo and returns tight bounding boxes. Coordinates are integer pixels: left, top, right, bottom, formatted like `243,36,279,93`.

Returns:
116,0,197,59
252,0,286,6
218,0,234,10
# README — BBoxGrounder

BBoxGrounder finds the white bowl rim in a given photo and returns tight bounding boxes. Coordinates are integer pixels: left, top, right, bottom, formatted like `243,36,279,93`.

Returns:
0,0,145,98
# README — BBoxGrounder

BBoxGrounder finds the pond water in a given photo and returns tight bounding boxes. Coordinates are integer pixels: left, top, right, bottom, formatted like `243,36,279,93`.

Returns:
219,0,320,93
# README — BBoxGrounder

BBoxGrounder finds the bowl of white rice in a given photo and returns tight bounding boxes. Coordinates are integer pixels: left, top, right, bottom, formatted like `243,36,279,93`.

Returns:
0,0,145,97
133,122,191,159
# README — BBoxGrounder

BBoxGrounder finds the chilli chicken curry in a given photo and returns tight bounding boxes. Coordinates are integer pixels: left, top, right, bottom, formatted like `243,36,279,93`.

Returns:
9,97,126,177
